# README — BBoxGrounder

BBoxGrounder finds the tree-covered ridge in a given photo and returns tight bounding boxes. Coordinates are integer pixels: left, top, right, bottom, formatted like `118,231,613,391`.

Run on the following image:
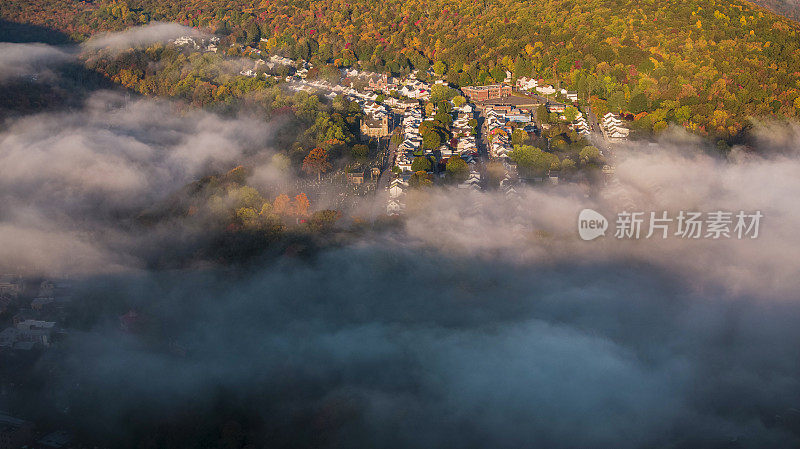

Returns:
2,0,800,139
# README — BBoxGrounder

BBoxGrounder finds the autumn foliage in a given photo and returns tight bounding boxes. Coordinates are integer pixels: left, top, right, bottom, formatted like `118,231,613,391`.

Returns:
3,0,800,139
302,147,331,180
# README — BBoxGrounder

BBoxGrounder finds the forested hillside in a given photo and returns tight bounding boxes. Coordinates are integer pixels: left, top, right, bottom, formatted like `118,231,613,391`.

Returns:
2,0,800,140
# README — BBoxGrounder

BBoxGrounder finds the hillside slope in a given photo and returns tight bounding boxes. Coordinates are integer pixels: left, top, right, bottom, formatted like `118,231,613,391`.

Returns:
2,0,800,140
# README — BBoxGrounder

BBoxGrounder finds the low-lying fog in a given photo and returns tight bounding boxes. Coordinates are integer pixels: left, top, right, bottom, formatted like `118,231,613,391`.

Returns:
1,27,799,448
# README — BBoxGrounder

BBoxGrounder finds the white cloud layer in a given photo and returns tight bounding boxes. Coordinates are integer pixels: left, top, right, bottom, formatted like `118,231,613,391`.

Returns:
81,22,206,53
0,42,71,81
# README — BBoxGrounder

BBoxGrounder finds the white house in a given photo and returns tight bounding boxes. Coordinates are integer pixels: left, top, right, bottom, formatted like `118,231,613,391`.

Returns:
536,85,556,95
397,156,412,172
437,144,453,158
387,200,405,215
458,171,481,190
607,128,630,141
173,36,199,48
517,77,538,91
389,179,407,198
504,187,519,199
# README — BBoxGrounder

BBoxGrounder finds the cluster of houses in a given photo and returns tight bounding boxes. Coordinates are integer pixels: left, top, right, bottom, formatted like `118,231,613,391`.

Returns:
458,169,482,191
516,76,539,91
277,66,431,140
352,70,433,100
387,99,485,214
385,89,430,215
172,35,220,53
239,54,299,78
340,68,433,101
571,111,591,137
237,40,298,70
561,88,579,101
172,35,307,81
500,170,521,199
485,105,535,159
336,69,434,106
288,74,370,100
487,109,514,159
384,104,425,214
397,77,432,100
387,177,407,215
602,112,630,142
394,107,424,173
451,105,478,156
166,37,622,212
516,77,578,101
283,71,395,137
0,277,70,353
450,103,483,190
261,48,294,65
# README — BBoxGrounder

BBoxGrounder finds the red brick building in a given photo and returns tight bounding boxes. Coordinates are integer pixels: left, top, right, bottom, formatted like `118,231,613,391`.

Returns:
461,84,512,101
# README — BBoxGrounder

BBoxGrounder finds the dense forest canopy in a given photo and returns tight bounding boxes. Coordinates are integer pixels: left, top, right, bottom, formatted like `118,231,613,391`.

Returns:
2,0,800,140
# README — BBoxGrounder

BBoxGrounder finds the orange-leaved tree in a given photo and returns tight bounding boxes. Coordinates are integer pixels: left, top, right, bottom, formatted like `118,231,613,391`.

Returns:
273,194,291,215
293,193,310,216
302,147,331,180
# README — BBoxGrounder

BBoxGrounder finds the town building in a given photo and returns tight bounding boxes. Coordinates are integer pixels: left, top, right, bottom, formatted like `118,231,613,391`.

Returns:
602,112,630,141
346,171,365,184
387,199,405,215
546,102,566,113
458,171,481,190
368,73,390,91
389,179,407,198
516,77,538,91
536,85,556,95
360,115,390,140
461,84,512,102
